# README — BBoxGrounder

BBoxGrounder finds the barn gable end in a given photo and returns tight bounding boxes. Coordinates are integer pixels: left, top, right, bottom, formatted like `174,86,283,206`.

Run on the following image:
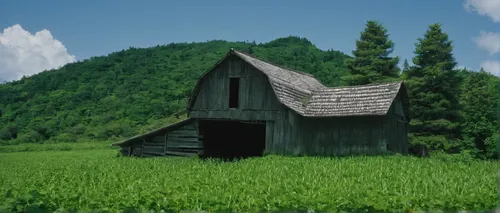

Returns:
189,55,285,121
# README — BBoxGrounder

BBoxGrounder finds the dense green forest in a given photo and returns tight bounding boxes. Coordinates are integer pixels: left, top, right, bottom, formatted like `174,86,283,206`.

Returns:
0,21,498,159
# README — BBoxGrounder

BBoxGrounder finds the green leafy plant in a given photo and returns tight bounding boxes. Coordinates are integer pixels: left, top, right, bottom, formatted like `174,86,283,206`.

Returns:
0,149,497,212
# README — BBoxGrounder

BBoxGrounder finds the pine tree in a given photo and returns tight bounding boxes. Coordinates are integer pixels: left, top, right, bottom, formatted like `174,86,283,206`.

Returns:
402,59,410,72
404,23,462,151
400,59,410,79
460,68,499,158
342,20,400,85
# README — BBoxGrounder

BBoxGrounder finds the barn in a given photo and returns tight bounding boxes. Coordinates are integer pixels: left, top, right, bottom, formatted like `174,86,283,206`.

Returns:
112,48,410,158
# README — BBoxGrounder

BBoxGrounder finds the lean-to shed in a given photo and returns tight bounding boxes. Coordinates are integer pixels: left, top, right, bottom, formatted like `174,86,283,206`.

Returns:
112,49,410,158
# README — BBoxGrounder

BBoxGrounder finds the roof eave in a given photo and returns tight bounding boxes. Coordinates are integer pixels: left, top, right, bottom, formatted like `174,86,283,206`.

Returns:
111,118,194,146
302,112,388,118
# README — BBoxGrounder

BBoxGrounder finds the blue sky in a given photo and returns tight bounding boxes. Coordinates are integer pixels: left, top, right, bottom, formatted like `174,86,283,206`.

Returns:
1,0,499,81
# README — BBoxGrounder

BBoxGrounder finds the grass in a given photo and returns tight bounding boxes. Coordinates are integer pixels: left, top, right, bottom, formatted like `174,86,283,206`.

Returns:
0,147,498,213
0,142,115,153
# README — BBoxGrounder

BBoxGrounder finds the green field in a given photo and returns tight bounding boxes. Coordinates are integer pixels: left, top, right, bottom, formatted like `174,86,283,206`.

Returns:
0,146,498,213
0,142,114,153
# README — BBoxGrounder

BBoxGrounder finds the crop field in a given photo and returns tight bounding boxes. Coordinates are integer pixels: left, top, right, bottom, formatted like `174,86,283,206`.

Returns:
0,147,498,213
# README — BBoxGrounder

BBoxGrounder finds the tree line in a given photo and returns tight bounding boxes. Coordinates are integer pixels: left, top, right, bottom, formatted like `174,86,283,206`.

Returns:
343,21,498,159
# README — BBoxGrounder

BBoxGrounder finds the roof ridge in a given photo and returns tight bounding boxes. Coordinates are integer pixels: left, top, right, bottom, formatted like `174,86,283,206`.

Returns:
313,81,403,92
230,49,316,78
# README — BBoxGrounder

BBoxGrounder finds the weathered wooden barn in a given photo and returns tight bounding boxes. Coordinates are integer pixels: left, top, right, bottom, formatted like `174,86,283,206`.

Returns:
112,49,410,158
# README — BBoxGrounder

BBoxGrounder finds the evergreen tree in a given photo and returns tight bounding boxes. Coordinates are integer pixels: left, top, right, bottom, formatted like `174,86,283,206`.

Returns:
342,20,400,85
404,23,462,151
402,59,410,73
460,68,499,158
400,59,410,79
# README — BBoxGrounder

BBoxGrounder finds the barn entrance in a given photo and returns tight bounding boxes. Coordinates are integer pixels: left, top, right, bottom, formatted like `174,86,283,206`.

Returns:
198,119,266,160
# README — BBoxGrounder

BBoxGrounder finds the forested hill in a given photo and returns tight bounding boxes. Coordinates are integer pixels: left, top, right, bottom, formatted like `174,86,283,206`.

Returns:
0,36,350,144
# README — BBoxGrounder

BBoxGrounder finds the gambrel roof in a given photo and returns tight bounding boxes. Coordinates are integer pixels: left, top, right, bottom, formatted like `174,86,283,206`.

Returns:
188,49,409,119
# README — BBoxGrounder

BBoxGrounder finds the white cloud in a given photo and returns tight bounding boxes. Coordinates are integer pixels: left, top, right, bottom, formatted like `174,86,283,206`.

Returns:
0,24,76,82
473,31,500,55
464,0,500,22
480,60,500,76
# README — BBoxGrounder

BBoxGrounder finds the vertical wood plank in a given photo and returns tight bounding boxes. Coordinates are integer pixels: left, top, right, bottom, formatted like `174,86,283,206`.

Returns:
191,58,282,112
141,138,145,157
265,121,274,154
164,133,167,156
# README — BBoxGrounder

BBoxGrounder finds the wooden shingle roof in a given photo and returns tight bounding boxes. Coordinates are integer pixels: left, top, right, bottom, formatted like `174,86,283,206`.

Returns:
305,82,406,117
232,50,325,115
188,49,409,118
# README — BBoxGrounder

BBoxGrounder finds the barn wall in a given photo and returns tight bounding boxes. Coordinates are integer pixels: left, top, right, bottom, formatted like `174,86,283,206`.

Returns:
190,110,280,121
118,133,167,157
141,134,168,157
385,94,409,154
117,139,144,157
190,55,285,120
264,109,298,155
165,121,201,157
132,141,144,157
118,146,130,156
264,109,390,156
297,115,389,156
117,119,201,157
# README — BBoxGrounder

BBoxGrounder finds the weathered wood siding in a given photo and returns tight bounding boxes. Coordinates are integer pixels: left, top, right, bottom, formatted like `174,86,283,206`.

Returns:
118,134,166,157
385,94,408,153
264,109,299,155
119,147,129,156
117,119,202,157
265,109,389,156
131,142,144,157
142,135,168,157
190,56,285,120
116,139,144,157
165,121,201,157
190,110,280,121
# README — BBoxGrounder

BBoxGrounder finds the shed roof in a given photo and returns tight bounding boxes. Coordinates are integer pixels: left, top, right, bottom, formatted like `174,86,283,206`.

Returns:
188,49,409,118
111,118,194,146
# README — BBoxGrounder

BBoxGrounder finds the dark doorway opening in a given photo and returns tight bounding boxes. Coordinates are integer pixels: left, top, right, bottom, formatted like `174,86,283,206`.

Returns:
198,119,266,160
228,78,240,108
